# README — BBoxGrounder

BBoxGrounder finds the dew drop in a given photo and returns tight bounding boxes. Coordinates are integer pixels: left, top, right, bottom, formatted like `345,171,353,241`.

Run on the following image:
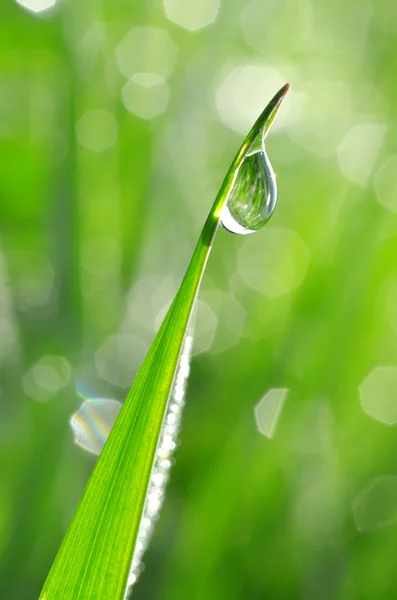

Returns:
221,130,277,235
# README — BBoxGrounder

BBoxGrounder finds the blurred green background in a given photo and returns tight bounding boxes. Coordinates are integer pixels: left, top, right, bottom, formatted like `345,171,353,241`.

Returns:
2,0,397,598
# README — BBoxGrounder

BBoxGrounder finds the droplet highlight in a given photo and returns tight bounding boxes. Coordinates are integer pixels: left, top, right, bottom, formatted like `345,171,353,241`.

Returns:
221,130,277,235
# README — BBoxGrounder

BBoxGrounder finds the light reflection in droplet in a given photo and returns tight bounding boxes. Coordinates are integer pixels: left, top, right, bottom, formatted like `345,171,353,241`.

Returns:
352,476,397,532
359,366,397,425
220,129,277,235
254,388,288,438
70,398,122,455
163,0,221,31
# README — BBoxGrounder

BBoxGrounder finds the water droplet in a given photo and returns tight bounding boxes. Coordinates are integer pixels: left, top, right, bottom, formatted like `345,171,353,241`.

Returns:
221,130,277,235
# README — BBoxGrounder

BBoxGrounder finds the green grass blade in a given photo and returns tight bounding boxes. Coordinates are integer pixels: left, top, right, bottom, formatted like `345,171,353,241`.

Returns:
38,84,290,600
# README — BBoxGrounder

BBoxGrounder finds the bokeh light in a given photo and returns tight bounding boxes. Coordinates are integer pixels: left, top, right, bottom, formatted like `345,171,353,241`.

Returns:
76,110,118,153
16,0,56,14
163,0,221,31
241,0,313,55
116,28,178,80
237,227,309,297
126,274,178,335
205,292,246,353
254,388,288,438
122,74,170,120
337,124,386,186
216,66,289,134
70,398,122,455
353,476,397,532
95,334,148,388
359,366,397,425
289,80,355,157
22,356,71,402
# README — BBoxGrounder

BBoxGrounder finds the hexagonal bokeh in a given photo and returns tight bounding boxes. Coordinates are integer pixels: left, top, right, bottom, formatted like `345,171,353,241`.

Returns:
215,65,288,135
163,0,221,31
122,74,170,120
17,0,56,13
352,476,397,532
207,292,246,354
70,398,122,455
237,227,309,297
288,81,354,159
22,355,72,402
359,366,397,425
126,274,178,334
95,334,148,388
254,388,288,438
193,299,218,354
241,0,312,55
337,124,386,186
76,110,118,153
374,155,397,215
116,27,178,80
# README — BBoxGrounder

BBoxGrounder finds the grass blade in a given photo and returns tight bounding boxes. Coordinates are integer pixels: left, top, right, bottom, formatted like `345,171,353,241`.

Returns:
39,83,290,600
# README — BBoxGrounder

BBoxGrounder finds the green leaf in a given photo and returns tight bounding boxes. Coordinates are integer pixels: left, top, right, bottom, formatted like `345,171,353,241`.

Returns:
39,83,290,600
